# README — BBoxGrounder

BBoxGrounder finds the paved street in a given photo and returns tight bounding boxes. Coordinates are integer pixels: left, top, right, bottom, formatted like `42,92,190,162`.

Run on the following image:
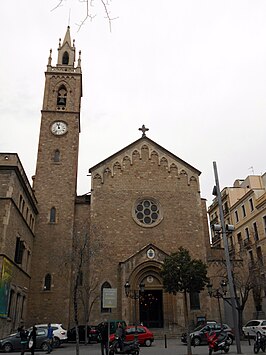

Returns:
4,339,257,355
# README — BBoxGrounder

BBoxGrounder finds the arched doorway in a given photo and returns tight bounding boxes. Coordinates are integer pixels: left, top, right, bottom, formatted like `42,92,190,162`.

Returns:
140,289,163,328
131,267,164,328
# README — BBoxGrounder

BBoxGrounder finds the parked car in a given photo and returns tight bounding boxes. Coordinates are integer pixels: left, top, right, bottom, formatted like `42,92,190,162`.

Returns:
35,323,67,347
0,328,50,353
242,320,266,338
67,325,100,343
109,325,154,347
181,323,234,346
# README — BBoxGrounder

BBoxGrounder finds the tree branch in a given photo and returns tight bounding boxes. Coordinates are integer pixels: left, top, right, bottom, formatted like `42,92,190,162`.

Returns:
51,0,65,12
51,0,118,32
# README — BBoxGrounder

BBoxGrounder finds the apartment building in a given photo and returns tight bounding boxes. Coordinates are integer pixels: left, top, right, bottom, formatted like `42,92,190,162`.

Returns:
208,173,266,318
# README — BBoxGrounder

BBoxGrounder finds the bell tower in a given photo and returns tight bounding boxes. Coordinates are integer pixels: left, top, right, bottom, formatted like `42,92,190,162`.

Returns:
27,27,82,325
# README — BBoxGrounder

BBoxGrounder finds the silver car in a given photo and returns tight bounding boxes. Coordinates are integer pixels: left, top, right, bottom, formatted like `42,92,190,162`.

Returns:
0,328,49,353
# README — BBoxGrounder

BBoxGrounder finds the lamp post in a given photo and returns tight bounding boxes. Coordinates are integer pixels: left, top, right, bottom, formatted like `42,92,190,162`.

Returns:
207,280,227,327
124,281,145,341
212,161,241,354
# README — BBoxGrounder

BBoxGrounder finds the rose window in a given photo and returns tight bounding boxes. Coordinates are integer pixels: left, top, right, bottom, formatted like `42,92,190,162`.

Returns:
133,199,162,227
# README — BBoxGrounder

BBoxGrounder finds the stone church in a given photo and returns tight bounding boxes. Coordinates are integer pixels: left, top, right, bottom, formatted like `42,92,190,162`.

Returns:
0,27,215,337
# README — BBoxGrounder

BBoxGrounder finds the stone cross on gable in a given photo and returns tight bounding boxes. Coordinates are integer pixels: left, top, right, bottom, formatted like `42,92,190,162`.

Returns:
139,124,149,137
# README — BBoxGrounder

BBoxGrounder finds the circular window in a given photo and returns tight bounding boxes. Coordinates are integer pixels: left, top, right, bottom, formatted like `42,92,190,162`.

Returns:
133,198,162,227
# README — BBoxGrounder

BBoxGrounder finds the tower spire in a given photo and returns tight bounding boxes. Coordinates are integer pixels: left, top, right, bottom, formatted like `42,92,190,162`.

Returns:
62,26,71,47
57,26,76,67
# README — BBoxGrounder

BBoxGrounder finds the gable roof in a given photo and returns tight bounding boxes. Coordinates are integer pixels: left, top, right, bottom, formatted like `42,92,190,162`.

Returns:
119,243,170,265
89,136,201,175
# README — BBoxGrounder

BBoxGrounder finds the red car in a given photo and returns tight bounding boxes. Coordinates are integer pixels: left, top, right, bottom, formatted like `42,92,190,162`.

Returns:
109,325,154,347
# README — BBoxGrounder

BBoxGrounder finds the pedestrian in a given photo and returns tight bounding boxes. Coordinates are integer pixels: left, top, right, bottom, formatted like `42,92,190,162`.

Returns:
46,323,53,354
98,322,108,355
115,322,124,351
28,325,37,355
19,325,28,355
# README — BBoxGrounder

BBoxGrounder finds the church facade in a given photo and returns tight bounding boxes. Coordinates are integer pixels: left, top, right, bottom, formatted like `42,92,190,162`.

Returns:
0,27,227,338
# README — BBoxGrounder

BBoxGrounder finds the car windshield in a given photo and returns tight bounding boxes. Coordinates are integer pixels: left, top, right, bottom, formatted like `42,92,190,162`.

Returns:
193,324,207,331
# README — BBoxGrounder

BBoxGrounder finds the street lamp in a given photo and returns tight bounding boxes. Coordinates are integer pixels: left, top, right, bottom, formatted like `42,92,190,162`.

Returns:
207,280,227,327
124,281,145,340
212,161,241,354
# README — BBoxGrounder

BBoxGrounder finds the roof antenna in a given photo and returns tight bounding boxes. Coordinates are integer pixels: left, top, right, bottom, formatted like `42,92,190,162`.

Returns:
248,166,254,175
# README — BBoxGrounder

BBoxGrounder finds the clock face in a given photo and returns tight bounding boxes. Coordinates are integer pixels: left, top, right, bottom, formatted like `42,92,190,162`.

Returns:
51,121,67,136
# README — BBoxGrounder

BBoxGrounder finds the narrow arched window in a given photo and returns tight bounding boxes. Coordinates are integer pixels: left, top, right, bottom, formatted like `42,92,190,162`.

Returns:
101,281,112,313
57,85,67,108
50,207,56,223
62,51,69,65
54,149,60,162
78,271,83,286
44,273,52,291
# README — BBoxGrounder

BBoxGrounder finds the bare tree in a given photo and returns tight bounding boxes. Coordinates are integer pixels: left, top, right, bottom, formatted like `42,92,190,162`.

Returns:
77,273,99,344
72,230,89,355
209,257,265,335
51,0,118,31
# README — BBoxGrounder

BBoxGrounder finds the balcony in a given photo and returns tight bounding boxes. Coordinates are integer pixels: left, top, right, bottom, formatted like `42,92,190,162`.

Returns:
223,207,229,216
248,260,256,270
212,234,221,244
210,216,219,225
229,246,235,256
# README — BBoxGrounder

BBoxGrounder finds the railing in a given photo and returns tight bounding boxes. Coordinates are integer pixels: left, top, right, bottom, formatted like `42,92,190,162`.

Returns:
228,245,235,255
210,216,219,225
212,234,221,244
243,238,252,248
223,207,229,215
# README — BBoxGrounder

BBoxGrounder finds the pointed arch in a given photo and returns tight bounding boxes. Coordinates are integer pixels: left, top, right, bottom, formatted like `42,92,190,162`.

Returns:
160,156,168,167
104,167,111,174
170,163,178,170
179,169,188,176
57,85,67,108
113,161,122,171
62,51,69,65
101,281,112,313
44,273,52,291
93,173,102,180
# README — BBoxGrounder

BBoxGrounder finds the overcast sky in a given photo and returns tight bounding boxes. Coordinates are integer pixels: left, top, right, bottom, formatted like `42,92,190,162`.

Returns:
0,0,265,206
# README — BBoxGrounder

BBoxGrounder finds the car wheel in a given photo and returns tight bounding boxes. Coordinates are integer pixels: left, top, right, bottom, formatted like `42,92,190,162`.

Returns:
144,339,152,347
53,337,60,348
254,343,260,354
3,343,13,353
192,336,201,346
224,345,230,353
41,342,49,352
227,335,234,345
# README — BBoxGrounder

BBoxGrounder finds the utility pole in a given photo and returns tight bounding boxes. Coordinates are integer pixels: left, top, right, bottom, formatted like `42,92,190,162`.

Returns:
213,161,241,354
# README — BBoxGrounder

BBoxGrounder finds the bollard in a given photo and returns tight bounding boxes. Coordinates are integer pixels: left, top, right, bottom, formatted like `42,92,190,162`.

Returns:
164,334,167,348
247,332,251,346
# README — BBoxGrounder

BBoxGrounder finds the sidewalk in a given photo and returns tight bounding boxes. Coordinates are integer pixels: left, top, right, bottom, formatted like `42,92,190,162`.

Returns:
26,339,255,355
